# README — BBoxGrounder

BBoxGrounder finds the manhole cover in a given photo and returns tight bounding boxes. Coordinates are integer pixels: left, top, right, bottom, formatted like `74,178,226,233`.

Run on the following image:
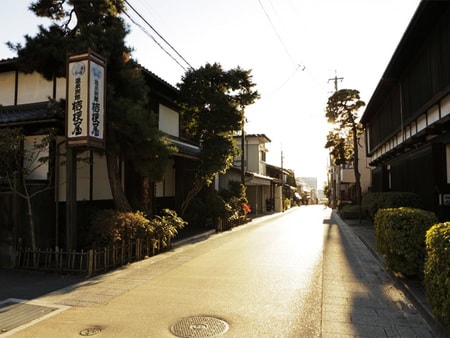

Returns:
170,316,229,337
79,327,101,336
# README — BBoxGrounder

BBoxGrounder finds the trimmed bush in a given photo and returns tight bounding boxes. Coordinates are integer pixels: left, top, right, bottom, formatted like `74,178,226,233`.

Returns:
424,222,450,330
153,209,187,248
339,204,366,220
374,207,438,278
89,209,186,248
90,210,154,247
362,192,422,220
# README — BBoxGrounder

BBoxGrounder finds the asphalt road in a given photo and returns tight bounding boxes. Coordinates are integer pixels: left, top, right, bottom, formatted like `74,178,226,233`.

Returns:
4,205,434,337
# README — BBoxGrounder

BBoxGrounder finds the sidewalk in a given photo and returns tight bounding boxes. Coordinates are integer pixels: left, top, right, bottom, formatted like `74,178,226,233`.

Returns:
337,213,448,337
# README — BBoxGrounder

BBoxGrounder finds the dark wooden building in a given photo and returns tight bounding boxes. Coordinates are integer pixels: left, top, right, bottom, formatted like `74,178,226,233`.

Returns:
360,0,450,220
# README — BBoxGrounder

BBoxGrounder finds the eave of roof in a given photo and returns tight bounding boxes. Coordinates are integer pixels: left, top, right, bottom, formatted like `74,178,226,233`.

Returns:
141,66,178,93
0,101,61,125
169,138,200,159
0,57,179,95
361,1,449,124
239,133,272,143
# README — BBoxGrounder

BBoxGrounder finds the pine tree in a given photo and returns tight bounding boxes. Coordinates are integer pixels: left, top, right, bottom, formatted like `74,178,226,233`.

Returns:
8,0,175,212
177,63,259,214
325,89,365,204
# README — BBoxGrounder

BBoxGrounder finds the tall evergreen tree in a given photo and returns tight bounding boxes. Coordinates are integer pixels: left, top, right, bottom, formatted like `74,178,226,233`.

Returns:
325,89,365,204
8,0,175,212
177,63,259,214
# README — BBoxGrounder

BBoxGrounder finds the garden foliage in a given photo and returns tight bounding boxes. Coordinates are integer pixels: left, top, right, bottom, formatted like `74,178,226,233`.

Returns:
374,207,437,278
90,209,186,248
424,222,450,330
362,192,422,219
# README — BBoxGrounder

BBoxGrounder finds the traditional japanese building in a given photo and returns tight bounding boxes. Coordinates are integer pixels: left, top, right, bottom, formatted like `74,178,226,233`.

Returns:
360,1,450,220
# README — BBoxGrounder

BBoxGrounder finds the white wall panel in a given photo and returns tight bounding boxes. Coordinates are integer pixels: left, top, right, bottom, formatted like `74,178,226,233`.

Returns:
17,72,53,104
0,71,15,105
159,104,179,137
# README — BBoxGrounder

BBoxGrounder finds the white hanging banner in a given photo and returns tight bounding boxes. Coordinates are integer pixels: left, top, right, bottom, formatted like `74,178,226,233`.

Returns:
66,50,106,149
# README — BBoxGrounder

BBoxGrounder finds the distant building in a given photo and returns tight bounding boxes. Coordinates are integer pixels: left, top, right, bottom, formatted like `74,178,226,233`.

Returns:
220,133,298,213
297,177,318,205
328,130,372,204
220,134,274,214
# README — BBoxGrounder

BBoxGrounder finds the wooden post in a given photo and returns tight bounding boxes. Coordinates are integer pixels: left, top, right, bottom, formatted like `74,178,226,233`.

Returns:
87,249,94,277
66,147,77,251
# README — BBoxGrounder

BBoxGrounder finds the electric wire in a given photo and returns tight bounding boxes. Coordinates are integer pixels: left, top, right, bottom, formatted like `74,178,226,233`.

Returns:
257,0,297,67
123,11,188,72
123,0,193,71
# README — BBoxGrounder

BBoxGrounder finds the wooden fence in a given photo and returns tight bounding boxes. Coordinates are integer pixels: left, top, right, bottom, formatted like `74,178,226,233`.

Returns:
15,236,171,277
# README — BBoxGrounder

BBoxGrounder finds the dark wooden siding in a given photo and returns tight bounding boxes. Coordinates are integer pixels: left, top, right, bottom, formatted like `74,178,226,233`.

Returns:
370,144,442,213
401,17,450,123
366,6,450,152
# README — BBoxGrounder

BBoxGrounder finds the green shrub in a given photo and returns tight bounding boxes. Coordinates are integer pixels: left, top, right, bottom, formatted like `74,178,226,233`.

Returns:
153,209,187,248
90,210,154,247
374,207,438,278
218,181,249,221
184,197,208,227
89,209,186,248
340,204,365,220
337,200,352,211
362,192,422,220
424,222,450,330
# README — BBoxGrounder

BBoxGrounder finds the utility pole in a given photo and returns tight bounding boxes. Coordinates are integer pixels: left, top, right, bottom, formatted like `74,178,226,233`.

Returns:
328,70,343,91
327,70,343,209
241,112,246,186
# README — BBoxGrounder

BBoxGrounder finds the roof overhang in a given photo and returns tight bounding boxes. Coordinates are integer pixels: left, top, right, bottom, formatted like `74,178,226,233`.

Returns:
169,138,200,159
0,101,62,127
361,1,450,124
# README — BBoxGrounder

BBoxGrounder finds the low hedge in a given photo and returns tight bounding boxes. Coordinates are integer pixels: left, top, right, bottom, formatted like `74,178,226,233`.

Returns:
339,204,365,220
374,207,438,278
90,210,154,247
424,222,450,330
362,192,422,220
89,209,186,248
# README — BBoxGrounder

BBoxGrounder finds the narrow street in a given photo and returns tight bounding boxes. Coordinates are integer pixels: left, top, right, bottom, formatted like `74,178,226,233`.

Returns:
5,206,434,337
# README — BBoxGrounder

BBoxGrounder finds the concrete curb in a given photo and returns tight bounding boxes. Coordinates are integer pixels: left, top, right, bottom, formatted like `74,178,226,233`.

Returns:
172,229,216,248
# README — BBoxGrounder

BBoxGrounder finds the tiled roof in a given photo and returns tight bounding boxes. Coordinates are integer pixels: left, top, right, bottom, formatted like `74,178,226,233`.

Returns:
0,102,61,125
169,138,200,158
141,66,178,92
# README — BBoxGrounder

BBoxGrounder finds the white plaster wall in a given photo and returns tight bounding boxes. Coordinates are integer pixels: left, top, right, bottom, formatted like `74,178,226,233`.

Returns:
92,152,111,200
24,135,49,180
57,145,112,202
0,71,15,105
17,72,53,104
55,77,66,101
159,104,179,137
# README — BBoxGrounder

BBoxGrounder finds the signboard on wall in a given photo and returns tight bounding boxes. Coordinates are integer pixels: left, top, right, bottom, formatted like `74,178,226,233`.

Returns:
66,50,106,149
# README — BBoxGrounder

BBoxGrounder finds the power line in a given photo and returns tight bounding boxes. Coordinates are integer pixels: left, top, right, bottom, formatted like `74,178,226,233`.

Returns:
124,0,193,71
264,64,305,97
257,0,297,67
123,11,188,72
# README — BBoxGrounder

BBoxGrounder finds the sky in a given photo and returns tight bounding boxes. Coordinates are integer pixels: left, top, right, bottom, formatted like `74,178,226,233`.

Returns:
1,0,422,188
